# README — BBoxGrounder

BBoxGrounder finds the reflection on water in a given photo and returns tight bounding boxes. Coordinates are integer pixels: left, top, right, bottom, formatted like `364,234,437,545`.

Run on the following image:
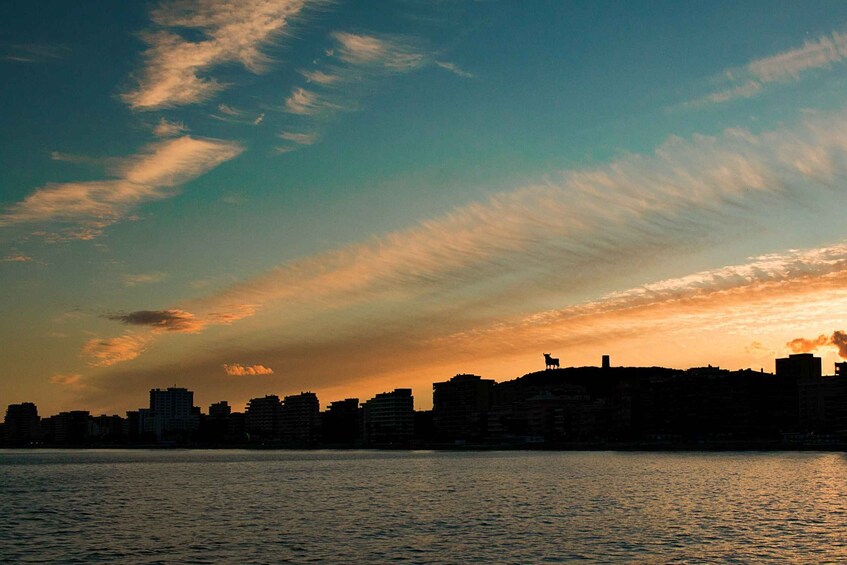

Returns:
2,450,847,563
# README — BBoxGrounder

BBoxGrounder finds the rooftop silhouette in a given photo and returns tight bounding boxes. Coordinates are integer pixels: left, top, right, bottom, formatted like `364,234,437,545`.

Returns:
6,352,847,449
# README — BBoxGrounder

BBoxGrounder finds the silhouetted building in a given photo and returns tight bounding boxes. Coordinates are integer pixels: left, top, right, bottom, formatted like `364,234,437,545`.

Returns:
202,401,232,443
246,395,282,440
227,412,246,443
281,392,320,446
321,398,360,445
362,389,414,446
125,411,141,442
138,387,199,441
788,358,847,433
414,410,435,444
433,374,495,444
90,414,125,442
47,411,90,444
4,402,40,445
602,355,610,369
776,353,822,381
209,401,231,419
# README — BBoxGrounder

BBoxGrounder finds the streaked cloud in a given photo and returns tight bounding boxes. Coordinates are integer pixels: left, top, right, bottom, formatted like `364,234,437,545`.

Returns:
84,240,847,410
203,109,847,324
152,118,188,137
122,0,313,110
82,333,151,367
278,31,431,149
86,107,847,378
692,29,847,106
83,108,847,384
0,136,243,238
279,130,319,145
49,373,82,386
124,272,168,286
300,69,340,85
3,43,69,63
332,31,425,70
3,253,33,262
435,60,474,78
84,303,257,367
223,363,274,376
106,309,205,333
217,104,241,116
284,87,330,115
49,151,105,166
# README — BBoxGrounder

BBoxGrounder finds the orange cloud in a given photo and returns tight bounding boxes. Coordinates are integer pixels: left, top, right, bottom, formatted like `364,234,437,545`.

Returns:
787,330,847,359
223,363,274,376
106,309,205,334
82,333,151,367
49,373,82,386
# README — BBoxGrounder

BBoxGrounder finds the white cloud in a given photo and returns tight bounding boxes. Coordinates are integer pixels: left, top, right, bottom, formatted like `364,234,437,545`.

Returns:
124,272,168,286
279,130,319,145
190,108,847,339
693,29,847,106
331,32,426,71
152,118,188,137
0,136,243,238
284,87,330,115
435,60,474,78
122,0,312,110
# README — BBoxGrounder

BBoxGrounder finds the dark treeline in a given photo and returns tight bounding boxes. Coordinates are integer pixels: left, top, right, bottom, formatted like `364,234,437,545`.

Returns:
4,353,847,449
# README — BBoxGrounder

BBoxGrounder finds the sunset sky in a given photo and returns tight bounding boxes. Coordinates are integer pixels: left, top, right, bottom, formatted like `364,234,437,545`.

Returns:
4,1,847,415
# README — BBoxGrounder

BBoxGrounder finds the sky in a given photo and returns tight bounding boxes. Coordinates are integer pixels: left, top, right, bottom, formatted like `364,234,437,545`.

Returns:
4,1,847,416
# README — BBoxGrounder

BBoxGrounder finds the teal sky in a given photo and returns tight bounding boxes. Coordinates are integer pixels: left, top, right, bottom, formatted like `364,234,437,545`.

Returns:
5,0,847,415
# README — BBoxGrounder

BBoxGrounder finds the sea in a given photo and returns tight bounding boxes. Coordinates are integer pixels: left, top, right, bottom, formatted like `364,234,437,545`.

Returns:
2,450,846,563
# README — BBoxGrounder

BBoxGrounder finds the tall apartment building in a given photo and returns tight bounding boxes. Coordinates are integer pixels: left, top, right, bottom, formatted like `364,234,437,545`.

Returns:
281,392,320,446
362,389,414,446
3,402,40,445
245,395,282,440
433,374,495,444
138,387,199,440
321,398,360,445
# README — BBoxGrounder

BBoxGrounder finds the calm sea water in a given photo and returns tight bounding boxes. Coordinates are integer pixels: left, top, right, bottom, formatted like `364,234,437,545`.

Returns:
2,450,847,563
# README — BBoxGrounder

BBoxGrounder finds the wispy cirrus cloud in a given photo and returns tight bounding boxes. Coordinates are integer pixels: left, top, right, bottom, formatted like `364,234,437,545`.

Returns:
223,363,274,376
124,272,168,286
0,136,243,239
82,333,152,367
152,118,187,137
3,43,69,63
49,373,83,386
84,240,847,411
88,108,847,375
276,31,469,152
279,130,319,145
331,31,426,70
435,60,474,78
122,0,315,110
691,29,847,106
3,253,33,262
215,108,847,323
